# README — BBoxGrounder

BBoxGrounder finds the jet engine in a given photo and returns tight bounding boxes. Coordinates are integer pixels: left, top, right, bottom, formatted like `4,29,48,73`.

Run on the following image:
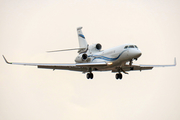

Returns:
89,43,102,53
95,43,102,50
81,53,88,60
75,53,90,63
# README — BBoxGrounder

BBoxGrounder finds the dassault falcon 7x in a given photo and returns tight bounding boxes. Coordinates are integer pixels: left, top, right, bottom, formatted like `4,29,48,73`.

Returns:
3,27,176,80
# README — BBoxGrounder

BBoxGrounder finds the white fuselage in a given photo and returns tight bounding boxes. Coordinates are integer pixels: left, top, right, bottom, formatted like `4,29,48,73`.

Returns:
75,44,142,69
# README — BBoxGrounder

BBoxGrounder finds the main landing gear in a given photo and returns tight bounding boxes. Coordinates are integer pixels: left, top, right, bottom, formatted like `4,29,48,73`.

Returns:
86,73,93,79
86,72,123,80
115,73,122,80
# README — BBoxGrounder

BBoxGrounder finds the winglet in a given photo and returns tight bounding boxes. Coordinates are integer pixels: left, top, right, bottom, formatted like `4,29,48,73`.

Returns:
2,55,12,64
174,57,177,66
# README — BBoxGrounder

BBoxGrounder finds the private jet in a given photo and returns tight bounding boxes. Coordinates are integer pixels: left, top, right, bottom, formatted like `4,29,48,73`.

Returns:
3,27,176,79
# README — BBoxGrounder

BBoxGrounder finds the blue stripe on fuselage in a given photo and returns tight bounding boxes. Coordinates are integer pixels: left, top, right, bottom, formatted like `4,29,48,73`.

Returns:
89,50,127,61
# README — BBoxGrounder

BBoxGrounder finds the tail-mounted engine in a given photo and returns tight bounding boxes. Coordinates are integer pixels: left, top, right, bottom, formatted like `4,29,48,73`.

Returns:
75,53,91,63
75,43,102,63
89,43,102,53
95,43,102,50
81,53,88,60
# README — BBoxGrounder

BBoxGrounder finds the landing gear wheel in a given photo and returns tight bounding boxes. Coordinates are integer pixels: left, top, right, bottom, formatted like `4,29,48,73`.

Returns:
86,73,94,79
86,73,90,79
116,74,119,79
90,73,93,79
119,73,122,79
115,73,123,80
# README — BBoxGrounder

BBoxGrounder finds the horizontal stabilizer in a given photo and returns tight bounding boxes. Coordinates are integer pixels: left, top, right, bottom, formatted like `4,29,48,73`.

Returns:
47,47,86,53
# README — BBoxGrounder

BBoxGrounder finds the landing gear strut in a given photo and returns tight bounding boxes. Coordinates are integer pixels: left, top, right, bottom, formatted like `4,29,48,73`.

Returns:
115,73,122,80
86,73,93,79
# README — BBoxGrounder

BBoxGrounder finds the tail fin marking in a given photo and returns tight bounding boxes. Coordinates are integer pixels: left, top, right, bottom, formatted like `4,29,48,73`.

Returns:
77,27,88,49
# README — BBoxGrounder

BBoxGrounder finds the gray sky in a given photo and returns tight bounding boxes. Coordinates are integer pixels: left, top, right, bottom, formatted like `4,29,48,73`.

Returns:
1,0,180,120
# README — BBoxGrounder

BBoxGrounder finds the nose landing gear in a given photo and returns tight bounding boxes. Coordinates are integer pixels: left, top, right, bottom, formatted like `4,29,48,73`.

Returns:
115,73,122,80
86,73,93,79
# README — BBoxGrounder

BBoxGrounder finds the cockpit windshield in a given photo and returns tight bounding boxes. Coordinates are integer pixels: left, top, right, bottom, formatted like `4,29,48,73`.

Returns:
124,46,128,49
129,45,134,48
124,45,138,49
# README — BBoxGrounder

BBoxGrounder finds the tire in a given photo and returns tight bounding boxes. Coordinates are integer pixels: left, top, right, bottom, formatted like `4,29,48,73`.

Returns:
115,74,119,79
90,73,94,79
119,74,122,79
86,73,90,79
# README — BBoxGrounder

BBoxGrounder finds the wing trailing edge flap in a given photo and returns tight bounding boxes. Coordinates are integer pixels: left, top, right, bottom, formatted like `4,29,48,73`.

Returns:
112,66,153,72
37,62,107,70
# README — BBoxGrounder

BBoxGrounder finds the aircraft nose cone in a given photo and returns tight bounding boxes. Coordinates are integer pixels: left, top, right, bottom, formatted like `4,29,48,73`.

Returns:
135,50,142,58
128,49,142,59
134,50,142,59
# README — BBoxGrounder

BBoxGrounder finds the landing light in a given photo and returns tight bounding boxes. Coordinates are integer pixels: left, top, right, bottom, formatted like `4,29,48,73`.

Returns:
107,62,113,65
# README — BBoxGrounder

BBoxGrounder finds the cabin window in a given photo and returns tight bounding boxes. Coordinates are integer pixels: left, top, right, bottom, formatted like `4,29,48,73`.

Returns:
124,46,128,49
129,45,134,48
134,45,138,48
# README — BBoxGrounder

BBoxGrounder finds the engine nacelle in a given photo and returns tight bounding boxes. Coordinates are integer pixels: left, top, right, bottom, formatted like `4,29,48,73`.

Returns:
81,53,88,60
95,43,102,50
89,43,102,53
75,53,90,63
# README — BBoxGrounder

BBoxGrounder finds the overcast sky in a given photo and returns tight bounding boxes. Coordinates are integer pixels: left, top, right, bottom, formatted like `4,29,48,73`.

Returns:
0,0,180,120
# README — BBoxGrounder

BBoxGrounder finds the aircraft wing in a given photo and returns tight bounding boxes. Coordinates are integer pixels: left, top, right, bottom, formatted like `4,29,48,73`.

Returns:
112,58,176,73
139,58,176,67
2,55,107,72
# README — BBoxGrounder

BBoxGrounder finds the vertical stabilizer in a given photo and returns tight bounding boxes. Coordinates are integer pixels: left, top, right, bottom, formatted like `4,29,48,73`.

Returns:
77,27,88,49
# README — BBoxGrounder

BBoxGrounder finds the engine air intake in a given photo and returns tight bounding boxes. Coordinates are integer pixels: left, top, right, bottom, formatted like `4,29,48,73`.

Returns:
96,43,102,50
